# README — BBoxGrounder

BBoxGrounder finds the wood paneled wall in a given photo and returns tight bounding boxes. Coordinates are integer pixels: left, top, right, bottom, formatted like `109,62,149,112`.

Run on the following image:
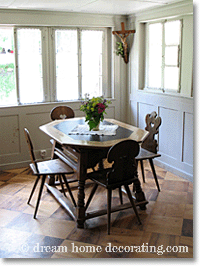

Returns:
131,92,193,181
0,102,115,170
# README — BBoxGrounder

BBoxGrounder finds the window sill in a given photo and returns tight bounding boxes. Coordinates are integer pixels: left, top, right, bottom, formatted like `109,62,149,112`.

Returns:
0,98,115,110
138,88,193,100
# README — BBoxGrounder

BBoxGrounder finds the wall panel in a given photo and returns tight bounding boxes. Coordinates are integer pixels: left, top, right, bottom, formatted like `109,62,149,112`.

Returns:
159,107,179,160
131,92,193,181
183,112,193,166
0,115,20,155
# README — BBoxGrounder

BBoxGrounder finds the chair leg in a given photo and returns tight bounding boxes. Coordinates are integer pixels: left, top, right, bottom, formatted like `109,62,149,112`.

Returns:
149,158,160,192
34,175,46,219
27,175,40,204
85,184,98,210
58,175,67,198
118,186,123,204
107,188,112,235
124,184,141,225
140,160,145,183
61,174,77,207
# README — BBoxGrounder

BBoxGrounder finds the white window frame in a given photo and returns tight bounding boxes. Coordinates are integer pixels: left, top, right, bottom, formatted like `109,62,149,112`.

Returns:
145,19,183,93
0,25,111,106
50,26,108,101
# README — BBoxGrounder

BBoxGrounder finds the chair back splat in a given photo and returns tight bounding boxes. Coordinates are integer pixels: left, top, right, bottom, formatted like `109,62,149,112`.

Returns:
141,111,162,154
50,106,74,121
107,140,139,187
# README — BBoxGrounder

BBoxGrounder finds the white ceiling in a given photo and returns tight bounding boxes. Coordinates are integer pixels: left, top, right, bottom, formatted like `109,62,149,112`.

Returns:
0,0,187,15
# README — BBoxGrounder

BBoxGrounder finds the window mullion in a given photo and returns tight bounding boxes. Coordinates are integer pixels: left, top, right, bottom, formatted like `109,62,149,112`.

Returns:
78,28,82,99
41,28,50,102
49,28,56,101
14,28,20,104
162,22,165,91
102,30,106,97
178,20,183,92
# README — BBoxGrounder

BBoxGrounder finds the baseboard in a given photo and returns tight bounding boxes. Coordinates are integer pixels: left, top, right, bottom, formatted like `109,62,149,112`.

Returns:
154,159,193,182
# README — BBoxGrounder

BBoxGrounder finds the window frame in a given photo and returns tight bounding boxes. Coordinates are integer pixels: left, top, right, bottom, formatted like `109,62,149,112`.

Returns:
50,26,108,101
14,26,47,105
0,25,111,106
145,18,183,93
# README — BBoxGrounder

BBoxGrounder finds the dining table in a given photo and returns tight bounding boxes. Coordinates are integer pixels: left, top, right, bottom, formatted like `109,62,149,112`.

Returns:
39,117,149,228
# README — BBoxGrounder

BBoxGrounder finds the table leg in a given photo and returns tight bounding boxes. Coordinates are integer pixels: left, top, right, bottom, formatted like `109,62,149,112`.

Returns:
133,175,148,210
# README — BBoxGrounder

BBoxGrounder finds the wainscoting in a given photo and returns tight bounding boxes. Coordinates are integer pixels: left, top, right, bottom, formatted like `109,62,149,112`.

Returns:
0,101,115,170
131,91,193,182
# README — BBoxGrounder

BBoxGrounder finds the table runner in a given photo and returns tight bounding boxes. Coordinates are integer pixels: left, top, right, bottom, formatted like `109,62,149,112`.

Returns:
68,124,118,136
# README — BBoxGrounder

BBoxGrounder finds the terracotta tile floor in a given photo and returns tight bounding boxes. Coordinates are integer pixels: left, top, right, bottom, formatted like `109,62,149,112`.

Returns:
0,162,193,258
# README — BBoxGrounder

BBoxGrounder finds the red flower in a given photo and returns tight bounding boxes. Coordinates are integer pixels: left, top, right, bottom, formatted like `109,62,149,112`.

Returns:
96,103,105,114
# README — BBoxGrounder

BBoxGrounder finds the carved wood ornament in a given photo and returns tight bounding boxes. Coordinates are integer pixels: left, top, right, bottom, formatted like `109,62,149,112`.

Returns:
112,22,135,64
141,111,162,154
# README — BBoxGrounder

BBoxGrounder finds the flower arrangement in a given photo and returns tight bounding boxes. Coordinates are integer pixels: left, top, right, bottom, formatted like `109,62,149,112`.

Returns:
80,96,111,131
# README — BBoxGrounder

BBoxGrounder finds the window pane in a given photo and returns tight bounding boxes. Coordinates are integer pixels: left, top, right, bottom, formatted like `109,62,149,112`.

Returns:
164,66,179,90
0,28,17,106
148,23,162,88
56,30,78,101
81,30,103,97
165,20,181,45
17,29,43,104
165,46,179,66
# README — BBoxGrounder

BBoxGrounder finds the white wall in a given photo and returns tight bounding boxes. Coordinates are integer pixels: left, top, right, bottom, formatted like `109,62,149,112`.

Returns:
128,1,193,181
0,8,125,170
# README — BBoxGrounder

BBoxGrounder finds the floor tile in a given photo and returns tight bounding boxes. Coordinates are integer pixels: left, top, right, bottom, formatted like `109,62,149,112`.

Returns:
34,218,76,239
0,227,32,257
161,180,189,192
145,215,183,236
0,209,21,227
22,200,60,217
156,190,187,205
183,204,193,220
181,219,193,237
151,202,186,218
0,183,26,196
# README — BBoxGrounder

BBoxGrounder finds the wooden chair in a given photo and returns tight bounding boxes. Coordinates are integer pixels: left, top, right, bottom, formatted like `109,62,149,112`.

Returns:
86,140,142,235
50,105,75,121
136,111,162,191
24,128,76,219
50,105,75,160
50,105,78,183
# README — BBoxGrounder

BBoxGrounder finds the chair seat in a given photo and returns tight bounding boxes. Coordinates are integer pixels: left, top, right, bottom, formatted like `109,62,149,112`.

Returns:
30,158,74,176
88,168,136,189
87,168,111,187
136,147,161,161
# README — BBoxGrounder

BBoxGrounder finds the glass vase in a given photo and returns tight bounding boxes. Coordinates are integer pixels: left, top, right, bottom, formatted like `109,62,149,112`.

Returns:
92,122,100,131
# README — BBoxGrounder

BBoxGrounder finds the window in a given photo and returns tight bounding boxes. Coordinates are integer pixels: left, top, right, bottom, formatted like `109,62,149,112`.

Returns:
16,28,43,104
0,28,17,105
81,30,103,97
0,26,109,106
55,29,79,101
146,20,182,92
